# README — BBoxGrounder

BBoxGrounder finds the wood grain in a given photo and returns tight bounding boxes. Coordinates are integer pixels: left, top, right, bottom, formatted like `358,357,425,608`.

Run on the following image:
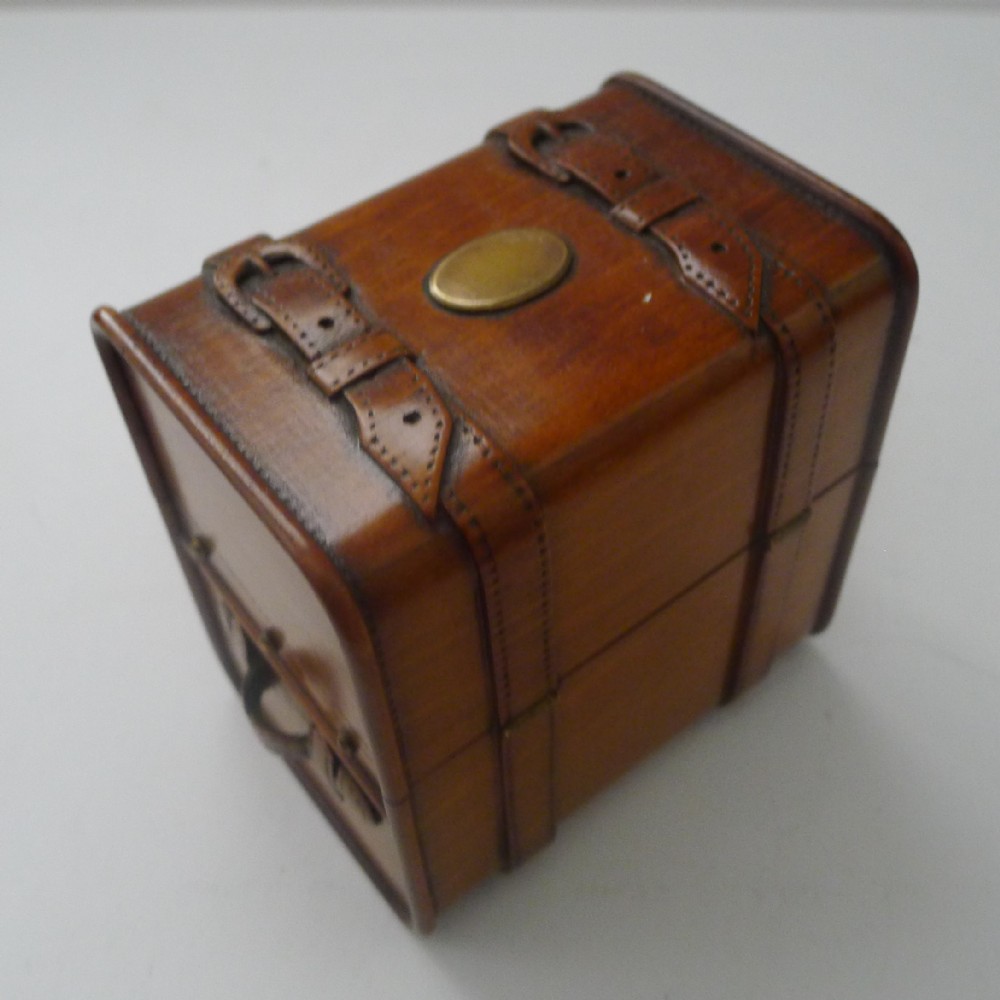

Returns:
93,74,916,931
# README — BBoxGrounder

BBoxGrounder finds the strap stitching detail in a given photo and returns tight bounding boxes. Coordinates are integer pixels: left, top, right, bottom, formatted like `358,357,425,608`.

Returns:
252,282,325,359
310,333,407,394
355,367,446,511
765,305,802,520
315,351,389,392
312,331,379,372
458,421,555,696
218,281,263,327
767,258,837,517
444,484,513,720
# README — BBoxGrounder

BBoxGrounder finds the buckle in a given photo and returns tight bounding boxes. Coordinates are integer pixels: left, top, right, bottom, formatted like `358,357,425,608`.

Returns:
489,109,593,182
211,237,348,332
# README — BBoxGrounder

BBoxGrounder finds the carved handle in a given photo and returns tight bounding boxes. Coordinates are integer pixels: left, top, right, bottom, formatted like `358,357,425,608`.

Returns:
241,640,313,760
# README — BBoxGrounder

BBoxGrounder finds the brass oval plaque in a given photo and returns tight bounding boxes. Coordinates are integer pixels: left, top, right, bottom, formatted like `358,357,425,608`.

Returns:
427,228,572,313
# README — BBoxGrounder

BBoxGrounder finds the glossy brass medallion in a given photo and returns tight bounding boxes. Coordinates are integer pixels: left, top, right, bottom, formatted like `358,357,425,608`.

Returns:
427,228,572,312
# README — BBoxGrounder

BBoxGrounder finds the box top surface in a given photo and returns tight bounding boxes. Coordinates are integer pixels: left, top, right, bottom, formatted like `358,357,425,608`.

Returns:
118,73,915,561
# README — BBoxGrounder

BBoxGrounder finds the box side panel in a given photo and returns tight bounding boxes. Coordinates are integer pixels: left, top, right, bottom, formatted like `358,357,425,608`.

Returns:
555,552,747,817
410,735,504,910
542,348,773,675
600,74,918,635
334,517,492,781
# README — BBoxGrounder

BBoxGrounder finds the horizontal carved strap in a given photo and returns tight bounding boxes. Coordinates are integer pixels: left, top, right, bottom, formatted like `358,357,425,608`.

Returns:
251,267,366,362
487,108,591,182
210,236,349,334
554,131,660,203
491,113,761,330
207,236,367,361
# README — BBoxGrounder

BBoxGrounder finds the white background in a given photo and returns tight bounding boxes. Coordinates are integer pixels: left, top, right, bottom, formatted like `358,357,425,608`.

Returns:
2,6,999,999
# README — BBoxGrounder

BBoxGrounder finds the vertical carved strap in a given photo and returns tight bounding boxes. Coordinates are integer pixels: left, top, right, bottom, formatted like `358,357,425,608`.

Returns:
501,701,554,866
442,418,553,723
206,236,556,867
761,263,839,529
441,416,555,864
728,262,838,694
491,112,837,695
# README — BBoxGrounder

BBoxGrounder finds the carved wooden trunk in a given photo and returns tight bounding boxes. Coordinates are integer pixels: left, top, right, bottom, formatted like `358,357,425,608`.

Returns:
94,74,917,932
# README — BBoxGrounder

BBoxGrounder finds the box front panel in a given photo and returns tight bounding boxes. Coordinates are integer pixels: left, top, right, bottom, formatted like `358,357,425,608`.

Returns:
118,358,425,925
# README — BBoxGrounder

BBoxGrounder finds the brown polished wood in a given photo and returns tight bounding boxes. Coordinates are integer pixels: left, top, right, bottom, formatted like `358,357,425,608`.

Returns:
93,73,917,932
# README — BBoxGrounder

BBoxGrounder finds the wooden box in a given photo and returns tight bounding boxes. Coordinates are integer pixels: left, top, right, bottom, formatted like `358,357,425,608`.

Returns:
94,74,917,931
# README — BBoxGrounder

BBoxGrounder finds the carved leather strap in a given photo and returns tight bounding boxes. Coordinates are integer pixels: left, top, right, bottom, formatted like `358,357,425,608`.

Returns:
491,109,836,696
490,110,762,331
441,418,554,723
440,416,556,862
205,236,555,865
345,362,454,519
735,262,837,690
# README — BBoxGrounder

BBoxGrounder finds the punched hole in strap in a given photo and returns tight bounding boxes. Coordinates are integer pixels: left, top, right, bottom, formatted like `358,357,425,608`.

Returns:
552,131,659,203
343,359,453,518
650,203,762,330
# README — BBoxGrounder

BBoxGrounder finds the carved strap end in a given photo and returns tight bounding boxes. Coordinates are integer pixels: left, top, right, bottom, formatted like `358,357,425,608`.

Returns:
652,204,762,330
344,360,453,518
